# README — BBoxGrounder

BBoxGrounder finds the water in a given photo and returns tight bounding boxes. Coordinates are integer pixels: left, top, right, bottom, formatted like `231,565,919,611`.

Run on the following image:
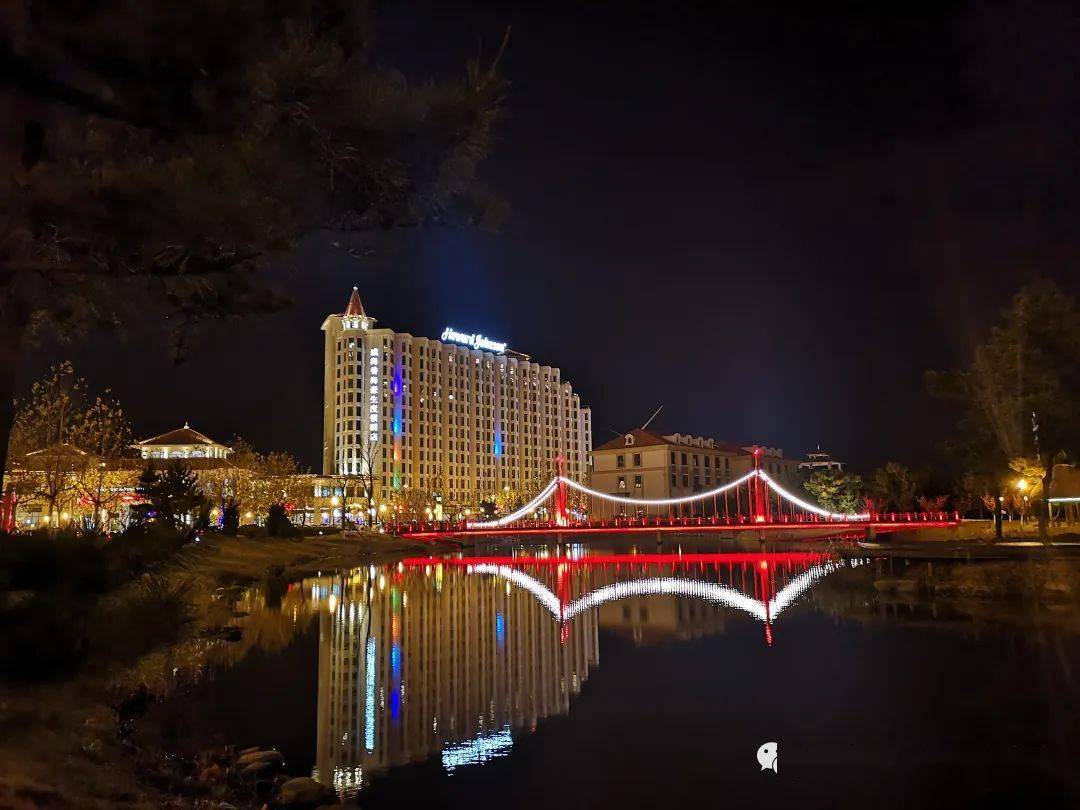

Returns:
155,541,1080,809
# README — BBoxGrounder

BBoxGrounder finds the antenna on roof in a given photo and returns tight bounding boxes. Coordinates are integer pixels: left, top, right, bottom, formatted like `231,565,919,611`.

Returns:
641,405,663,431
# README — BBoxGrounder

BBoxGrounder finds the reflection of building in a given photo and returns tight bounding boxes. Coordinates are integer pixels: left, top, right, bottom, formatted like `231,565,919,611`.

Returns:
300,550,856,795
598,596,730,646
321,287,592,503
312,565,598,796
591,429,804,503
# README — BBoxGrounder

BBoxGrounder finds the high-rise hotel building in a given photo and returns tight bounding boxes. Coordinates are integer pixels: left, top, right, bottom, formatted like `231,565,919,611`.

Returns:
321,288,592,502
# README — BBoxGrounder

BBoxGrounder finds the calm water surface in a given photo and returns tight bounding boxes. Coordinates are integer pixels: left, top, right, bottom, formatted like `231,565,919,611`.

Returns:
157,540,1080,809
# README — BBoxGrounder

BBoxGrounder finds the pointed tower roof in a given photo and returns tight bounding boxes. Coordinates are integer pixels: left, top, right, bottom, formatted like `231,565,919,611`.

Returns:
344,286,366,317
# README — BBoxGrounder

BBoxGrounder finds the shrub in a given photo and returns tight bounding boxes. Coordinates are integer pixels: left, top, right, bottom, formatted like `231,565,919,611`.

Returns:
266,504,295,537
92,573,196,664
105,523,189,577
0,592,92,681
0,534,113,594
221,503,239,536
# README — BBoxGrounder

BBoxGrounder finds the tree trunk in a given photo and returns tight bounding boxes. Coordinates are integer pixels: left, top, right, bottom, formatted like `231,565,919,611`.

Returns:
1038,461,1054,545
0,308,27,490
994,499,1003,541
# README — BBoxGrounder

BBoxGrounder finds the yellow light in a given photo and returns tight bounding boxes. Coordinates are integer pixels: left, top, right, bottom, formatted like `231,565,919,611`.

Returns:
1016,479,1029,491
464,508,471,516
245,511,254,520
61,511,70,521
330,495,340,506
379,503,387,513
41,515,50,524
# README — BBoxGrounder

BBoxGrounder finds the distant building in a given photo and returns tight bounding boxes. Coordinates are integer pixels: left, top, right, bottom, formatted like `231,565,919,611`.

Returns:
799,446,844,474
590,429,803,506
321,286,592,506
133,422,232,468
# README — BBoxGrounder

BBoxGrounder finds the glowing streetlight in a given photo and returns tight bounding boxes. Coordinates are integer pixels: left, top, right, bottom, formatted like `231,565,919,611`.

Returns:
1015,478,1029,491
330,495,340,507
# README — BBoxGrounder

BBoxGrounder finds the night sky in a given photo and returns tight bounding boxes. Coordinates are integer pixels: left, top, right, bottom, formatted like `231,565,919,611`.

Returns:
17,1,1080,472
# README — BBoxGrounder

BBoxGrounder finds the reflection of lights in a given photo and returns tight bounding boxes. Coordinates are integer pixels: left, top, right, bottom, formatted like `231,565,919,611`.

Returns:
468,558,864,625
364,636,376,752
441,726,513,773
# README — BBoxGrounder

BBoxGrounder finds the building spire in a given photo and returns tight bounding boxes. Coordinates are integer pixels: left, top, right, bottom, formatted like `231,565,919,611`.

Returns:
344,286,366,317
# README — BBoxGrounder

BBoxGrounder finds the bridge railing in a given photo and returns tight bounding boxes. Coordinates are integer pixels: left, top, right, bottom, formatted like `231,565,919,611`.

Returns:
386,509,962,536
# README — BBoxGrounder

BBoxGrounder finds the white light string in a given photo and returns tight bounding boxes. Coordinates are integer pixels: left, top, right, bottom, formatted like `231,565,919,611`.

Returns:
468,478,559,528
757,471,869,521
466,469,867,528
559,470,757,507
464,559,867,625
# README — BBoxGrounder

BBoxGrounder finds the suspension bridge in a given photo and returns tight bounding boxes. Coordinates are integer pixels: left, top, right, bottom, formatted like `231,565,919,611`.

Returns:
387,450,959,540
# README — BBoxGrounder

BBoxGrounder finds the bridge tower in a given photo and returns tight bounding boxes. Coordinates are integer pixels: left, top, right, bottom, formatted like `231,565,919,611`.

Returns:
750,446,771,523
554,457,569,526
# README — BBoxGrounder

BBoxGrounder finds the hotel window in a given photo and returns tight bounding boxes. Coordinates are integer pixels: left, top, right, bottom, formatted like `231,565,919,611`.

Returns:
618,476,626,490
632,453,641,466
616,454,625,468
634,475,642,488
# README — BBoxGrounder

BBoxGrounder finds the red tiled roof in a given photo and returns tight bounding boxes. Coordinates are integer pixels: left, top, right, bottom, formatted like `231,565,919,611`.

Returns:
593,429,670,452
344,286,366,317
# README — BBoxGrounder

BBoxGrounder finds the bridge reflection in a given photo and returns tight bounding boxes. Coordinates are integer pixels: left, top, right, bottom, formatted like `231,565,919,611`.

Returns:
306,550,862,796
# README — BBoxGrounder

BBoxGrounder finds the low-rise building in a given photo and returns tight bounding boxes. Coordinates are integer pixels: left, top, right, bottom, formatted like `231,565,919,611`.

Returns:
590,429,804,509
799,446,844,473
134,423,232,467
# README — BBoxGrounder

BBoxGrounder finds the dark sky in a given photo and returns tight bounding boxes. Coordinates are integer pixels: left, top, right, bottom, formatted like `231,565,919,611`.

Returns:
18,1,1080,472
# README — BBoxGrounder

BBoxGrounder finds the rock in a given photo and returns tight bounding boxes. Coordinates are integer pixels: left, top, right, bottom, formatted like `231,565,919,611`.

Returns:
277,776,338,806
241,760,276,778
873,577,920,594
237,749,284,766
239,746,261,756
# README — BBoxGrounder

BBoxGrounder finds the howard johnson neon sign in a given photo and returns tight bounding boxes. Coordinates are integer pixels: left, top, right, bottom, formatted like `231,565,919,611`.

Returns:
440,327,507,354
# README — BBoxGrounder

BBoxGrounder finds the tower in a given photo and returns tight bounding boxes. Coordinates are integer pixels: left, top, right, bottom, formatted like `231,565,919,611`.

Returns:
322,287,378,477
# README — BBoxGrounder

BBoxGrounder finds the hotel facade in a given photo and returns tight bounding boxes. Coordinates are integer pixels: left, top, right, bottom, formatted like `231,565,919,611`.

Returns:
322,288,592,506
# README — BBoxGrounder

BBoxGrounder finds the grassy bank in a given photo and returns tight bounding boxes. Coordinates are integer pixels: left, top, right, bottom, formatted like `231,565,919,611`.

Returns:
0,530,434,809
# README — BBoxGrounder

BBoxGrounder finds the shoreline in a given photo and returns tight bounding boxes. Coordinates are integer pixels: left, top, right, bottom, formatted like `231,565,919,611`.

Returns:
4,528,1080,808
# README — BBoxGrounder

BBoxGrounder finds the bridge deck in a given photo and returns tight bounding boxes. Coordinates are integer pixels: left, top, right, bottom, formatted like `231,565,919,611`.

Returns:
393,517,960,540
